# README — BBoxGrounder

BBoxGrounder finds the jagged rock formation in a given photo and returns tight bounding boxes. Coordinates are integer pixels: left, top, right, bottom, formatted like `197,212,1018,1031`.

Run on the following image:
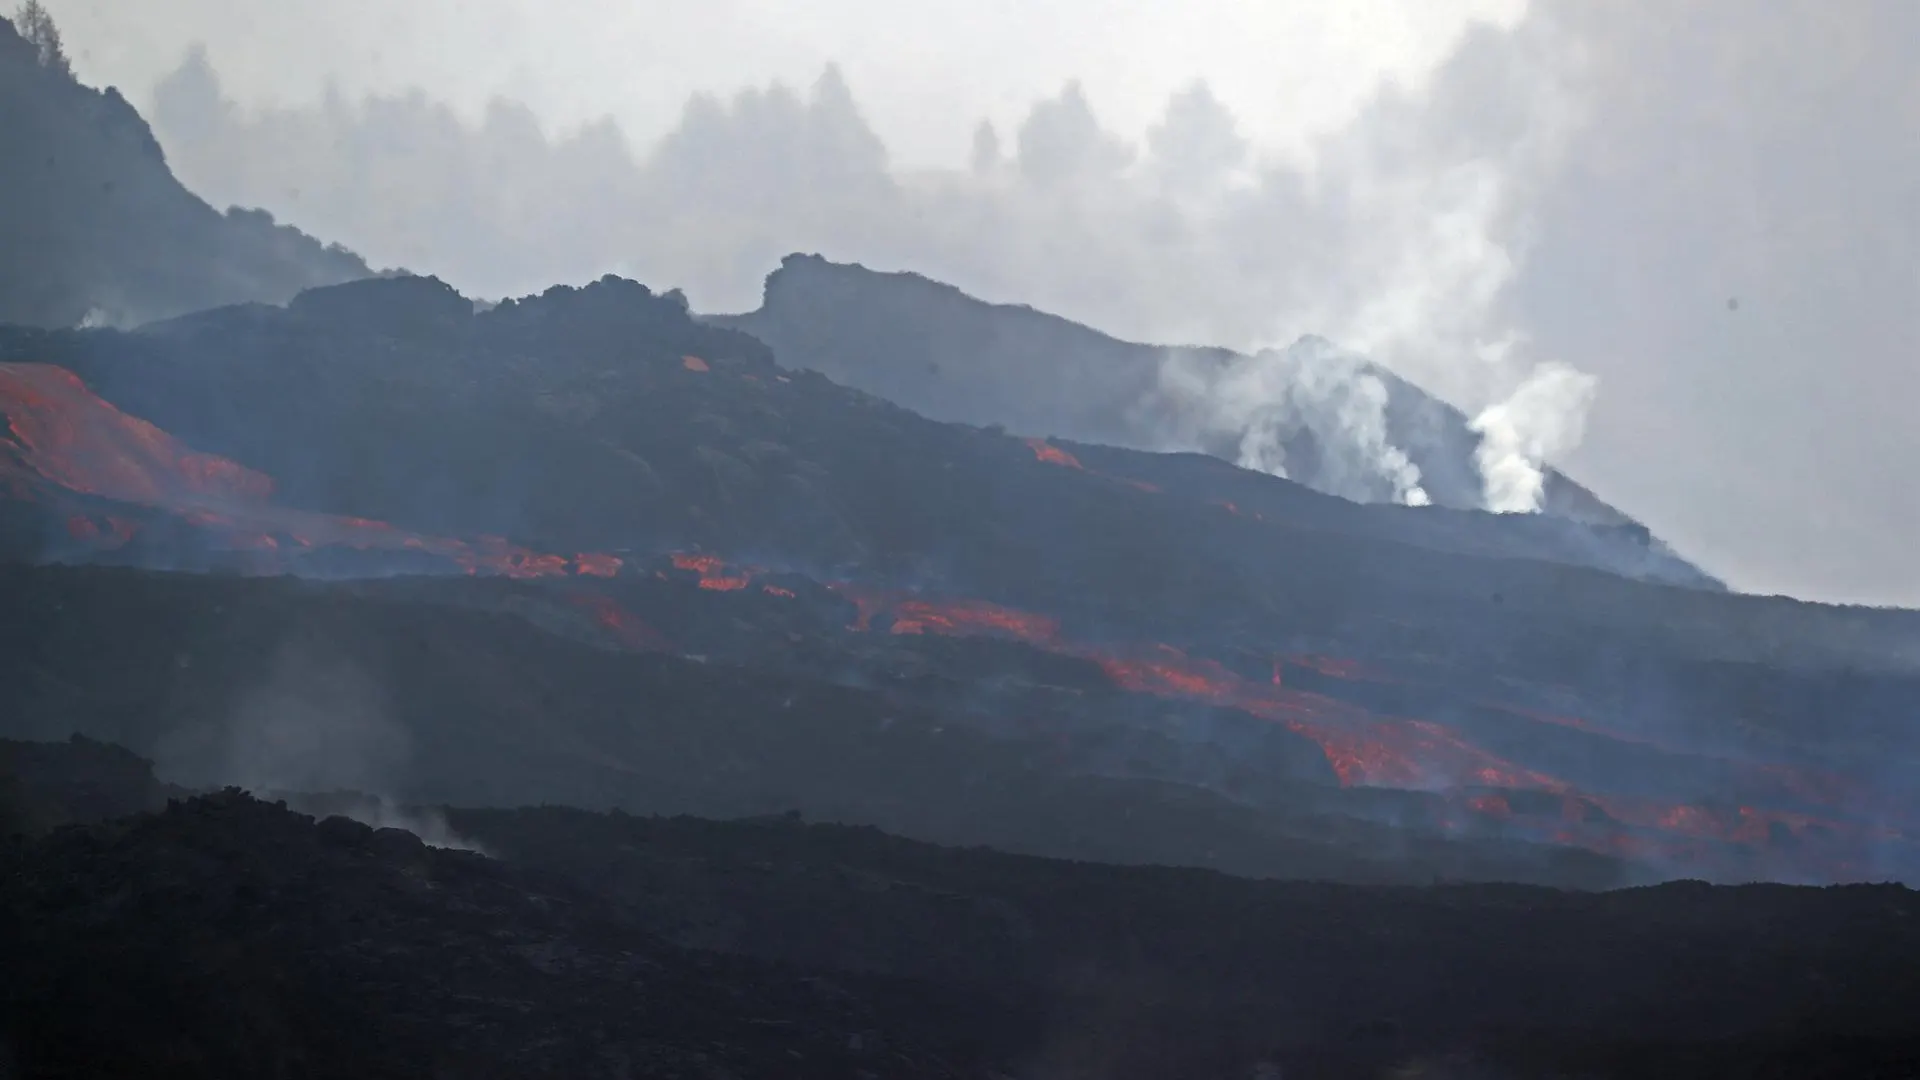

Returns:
714,255,1711,587
0,14,369,329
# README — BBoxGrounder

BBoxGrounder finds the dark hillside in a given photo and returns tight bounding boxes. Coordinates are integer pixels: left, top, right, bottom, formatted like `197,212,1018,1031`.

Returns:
0,13,368,329
6,739,1920,1079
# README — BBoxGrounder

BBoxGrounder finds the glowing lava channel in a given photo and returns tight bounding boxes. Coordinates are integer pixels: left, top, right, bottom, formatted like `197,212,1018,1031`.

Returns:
829,584,1905,873
0,363,621,580
4,362,1902,874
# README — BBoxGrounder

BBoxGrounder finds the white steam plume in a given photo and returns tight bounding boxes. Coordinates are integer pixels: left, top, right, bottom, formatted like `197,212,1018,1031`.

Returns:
1159,338,1430,506
1470,360,1597,513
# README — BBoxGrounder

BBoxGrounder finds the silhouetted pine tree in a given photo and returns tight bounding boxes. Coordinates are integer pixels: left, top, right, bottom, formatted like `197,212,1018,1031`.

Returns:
12,1,69,79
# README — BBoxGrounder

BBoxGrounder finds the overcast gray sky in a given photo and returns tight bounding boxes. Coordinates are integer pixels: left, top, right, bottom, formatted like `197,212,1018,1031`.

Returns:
44,0,1523,168
38,0,1920,607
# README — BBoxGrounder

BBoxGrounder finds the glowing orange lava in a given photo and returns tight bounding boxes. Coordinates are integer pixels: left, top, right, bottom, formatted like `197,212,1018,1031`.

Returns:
3,363,1903,874
0,363,275,505
828,587,1907,872
681,356,710,372
574,553,624,578
0,362,628,581
836,587,1557,792
670,552,751,590
1025,438,1084,470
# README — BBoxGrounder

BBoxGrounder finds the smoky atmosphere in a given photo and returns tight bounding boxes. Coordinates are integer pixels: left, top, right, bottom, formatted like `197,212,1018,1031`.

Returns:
3,2,1919,1078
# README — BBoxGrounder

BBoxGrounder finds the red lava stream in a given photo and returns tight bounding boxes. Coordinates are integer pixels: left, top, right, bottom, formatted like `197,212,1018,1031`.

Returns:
3,362,1905,874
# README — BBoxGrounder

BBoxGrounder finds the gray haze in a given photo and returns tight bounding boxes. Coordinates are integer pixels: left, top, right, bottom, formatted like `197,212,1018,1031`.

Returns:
151,640,480,850
43,0,1920,606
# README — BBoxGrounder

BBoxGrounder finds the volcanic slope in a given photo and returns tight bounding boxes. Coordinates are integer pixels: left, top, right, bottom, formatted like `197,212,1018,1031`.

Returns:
713,254,1711,587
6,738,1920,1080
0,14,370,329
3,274,1920,884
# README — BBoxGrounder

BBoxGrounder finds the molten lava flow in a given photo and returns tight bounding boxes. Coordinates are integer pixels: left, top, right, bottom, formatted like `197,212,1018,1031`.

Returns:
836,588,1559,792
0,362,638,582
1015,436,1187,502
888,598,1061,641
5,364,1902,874
575,553,624,578
833,587,1060,643
0,364,275,505
681,355,710,372
670,552,751,591
1025,438,1084,470
830,586,1910,874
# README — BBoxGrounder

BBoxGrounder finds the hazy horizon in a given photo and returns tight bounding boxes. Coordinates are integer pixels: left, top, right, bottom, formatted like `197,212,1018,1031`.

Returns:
36,0,1920,608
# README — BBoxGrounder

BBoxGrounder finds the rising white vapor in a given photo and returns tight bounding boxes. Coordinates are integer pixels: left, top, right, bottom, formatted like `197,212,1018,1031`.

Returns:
1469,361,1598,513
1159,338,1431,506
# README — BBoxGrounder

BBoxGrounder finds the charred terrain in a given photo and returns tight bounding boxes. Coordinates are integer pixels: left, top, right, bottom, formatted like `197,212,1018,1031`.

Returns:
7,737,1920,1079
3,41,1920,1077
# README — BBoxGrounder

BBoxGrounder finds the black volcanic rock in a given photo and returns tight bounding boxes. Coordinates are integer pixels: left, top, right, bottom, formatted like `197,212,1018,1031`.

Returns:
287,273,473,339
0,789,987,1079
0,734,178,836
480,274,776,367
6,739,1920,1079
454,803,1920,1077
0,13,369,329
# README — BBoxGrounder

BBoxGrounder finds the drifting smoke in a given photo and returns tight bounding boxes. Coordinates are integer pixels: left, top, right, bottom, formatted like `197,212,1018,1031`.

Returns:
1471,361,1598,513
153,641,481,850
